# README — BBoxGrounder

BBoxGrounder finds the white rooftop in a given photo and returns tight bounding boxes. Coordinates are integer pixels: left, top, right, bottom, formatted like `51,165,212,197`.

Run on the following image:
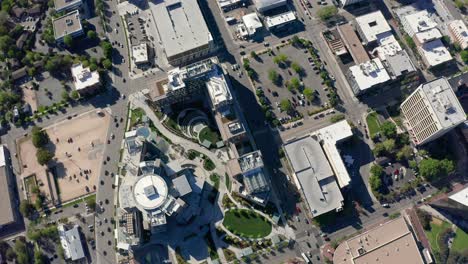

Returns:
349,58,391,91
253,0,287,12
71,64,99,91
404,10,437,35
355,11,392,43
150,0,212,59
242,13,262,36
419,39,453,67
58,225,85,261
449,186,468,207
134,174,168,210
414,28,442,44
0,145,5,167
374,34,402,61
206,71,232,107
132,43,148,64
418,78,466,130
449,20,468,49
265,11,296,28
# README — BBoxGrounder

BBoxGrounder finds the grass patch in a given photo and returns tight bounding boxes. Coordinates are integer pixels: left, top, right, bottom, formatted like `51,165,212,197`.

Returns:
451,227,468,253
210,173,220,190
425,218,451,254
366,112,381,138
61,194,96,209
204,158,216,171
24,175,38,202
187,149,202,160
130,108,144,128
330,114,345,123
198,126,221,144
225,173,232,192
223,209,272,238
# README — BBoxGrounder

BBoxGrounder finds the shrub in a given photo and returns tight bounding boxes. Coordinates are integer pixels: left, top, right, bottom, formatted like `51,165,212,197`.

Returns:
31,126,49,148
36,148,54,165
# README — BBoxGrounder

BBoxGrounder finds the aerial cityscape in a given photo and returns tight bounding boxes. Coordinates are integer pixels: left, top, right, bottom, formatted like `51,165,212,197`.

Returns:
0,0,467,263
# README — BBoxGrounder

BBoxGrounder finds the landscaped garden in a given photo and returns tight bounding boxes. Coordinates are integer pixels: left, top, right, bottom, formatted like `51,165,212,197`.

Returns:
223,209,272,238
198,126,221,145
425,218,451,254
451,227,468,253
366,112,381,138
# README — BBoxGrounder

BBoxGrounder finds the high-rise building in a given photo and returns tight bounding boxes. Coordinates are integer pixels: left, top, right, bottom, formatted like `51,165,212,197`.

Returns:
400,78,466,145
339,0,365,6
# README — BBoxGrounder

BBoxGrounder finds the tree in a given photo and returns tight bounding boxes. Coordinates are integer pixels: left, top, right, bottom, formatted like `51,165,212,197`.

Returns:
416,208,432,230
273,54,288,66
6,247,16,261
0,35,13,53
373,143,386,157
279,99,292,113
382,139,396,153
36,148,54,165
303,88,314,101
19,200,34,219
405,34,416,50
14,239,29,264
370,164,383,178
63,35,73,47
250,51,258,60
102,59,112,70
317,6,338,21
461,50,468,64
86,198,96,212
288,77,301,91
419,158,455,181
380,121,397,138
291,62,303,74
291,35,301,47
87,30,97,39
268,69,280,84
396,145,413,161
101,41,113,59
71,90,80,100
31,126,49,148
34,249,46,264
454,0,466,10
61,90,70,101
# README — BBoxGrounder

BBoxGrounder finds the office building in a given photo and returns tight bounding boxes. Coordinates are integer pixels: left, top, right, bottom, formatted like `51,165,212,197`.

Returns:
400,78,466,145
54,0,82,12
265,11,296,31
0,145,16,230
58,225,85,261
150,0,215,66
52,10,83,42
337,23,370,64
240,13,263,38
448,20,468,50
384,50,416,79
348,58,391,95
252,0,287,13
131,43,149,66
339,0,365,6
355,11,392,45
206,68,233,115
283,121,353,217
333,217,425,264
71,63,100,95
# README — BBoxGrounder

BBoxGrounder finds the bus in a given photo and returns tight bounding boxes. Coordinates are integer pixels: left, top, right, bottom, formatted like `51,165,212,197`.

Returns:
301,252,311,263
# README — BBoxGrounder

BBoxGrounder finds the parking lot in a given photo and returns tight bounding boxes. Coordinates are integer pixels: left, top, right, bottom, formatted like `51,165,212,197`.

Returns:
248,42,332,123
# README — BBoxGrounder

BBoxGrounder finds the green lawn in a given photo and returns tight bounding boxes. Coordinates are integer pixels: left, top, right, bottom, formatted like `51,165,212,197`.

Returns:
223,209,272,238
452,227,468,253
366,112,381,137
425,219,451,253
130,108,144,128
198,127,221,144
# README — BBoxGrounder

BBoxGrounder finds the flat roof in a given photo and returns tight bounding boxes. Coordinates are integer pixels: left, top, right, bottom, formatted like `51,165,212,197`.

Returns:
355,11,392,43
53,10,82,40
334,217,424,264
386,50,416,77
150,0,212,59
173,175,192,197
284,136,344,217
134,174,168,210
374,34,402,61
419,39,452,67
0,145,15,227
337,23,370,64
59,225,85,261
349,58,391,91
265,11,296,28
132,43,148,64
206,71,232,107
252,0,287,12
418,78,466,130
242,13,262,36
71,63,99,91
449,186,468,206
404,10,437,35
415,28,442,44
54,0,81,11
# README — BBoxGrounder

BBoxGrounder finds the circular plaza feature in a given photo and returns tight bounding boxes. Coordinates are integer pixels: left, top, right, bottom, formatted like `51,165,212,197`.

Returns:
133,174,168,211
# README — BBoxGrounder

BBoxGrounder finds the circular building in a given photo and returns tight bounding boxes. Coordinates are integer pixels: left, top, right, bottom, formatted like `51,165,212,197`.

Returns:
133,174,169,211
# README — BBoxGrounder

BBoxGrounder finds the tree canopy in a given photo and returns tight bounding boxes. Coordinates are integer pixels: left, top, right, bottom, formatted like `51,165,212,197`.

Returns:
419,158,454,181
36,148,54,165
63,35,73,47
279,99,292,113
303,88,314,101
317,6,338,21
31,126,49,148
380,121,397,138
19,200,34,219
268,69,280,85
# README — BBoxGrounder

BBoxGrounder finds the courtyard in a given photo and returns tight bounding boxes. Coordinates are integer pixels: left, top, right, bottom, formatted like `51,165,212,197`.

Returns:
17,109,111,204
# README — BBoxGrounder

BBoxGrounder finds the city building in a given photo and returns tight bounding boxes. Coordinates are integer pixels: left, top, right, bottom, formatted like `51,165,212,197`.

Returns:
265,11,296,32
430,185,468,222
58,225,85,261
240,13,263,38
448,20,468,50
337,23,370,64
131,43,149,66
355,11,392,45
283,121,353,217
323,29,348,57
400,78,466,145
339,0,365,6
71,63,100,95
0,145,16,230
217,0,244,12
252,0,287,13
54,0,82,13
52,10,83,42
206,67,233,115
400,10,452,68
237,151,270,205
333,217,425,264
347,58,391,95
150,0,215,66
384,50,416,79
